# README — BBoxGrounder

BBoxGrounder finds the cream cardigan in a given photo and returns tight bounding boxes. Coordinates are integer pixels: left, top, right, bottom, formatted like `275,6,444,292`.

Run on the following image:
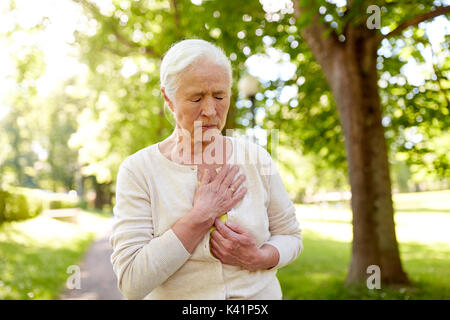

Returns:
109,136,303,300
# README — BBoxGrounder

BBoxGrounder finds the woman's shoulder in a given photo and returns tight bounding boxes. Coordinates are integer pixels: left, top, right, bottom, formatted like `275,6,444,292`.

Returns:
231,135,271,158
230,136,274,174
118,143,158,173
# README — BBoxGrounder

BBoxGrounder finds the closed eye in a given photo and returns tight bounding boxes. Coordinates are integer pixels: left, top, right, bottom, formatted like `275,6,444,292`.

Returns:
192,97,223,102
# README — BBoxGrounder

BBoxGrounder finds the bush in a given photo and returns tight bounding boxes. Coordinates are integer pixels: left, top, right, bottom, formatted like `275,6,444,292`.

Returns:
77,199,88,210
0,190,38,223
0,187,78,224
49,199,78,210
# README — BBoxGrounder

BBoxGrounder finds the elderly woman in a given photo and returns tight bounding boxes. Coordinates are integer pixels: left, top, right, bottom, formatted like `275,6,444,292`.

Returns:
110,39,303,300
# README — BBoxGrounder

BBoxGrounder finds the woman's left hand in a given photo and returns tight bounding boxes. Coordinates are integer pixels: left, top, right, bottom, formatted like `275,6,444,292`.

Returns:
210,219,277,271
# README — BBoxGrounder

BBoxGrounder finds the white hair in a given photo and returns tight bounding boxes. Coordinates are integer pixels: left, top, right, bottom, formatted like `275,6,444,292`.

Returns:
160,39,232,102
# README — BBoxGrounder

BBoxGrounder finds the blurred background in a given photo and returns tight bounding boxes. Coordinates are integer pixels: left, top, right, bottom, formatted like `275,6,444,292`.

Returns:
0,0,449,300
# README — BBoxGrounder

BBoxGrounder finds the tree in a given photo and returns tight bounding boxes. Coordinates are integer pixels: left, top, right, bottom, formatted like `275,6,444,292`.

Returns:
0,1,89,193
292,0,449,285
71,0,450,287
0,43,45,188
70,0,267,182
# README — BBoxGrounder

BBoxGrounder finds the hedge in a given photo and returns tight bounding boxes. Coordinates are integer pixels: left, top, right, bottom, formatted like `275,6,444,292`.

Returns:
0,187,79,224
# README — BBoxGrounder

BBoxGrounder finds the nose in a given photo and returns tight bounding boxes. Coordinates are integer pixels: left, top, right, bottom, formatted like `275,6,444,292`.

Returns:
201,97,217,117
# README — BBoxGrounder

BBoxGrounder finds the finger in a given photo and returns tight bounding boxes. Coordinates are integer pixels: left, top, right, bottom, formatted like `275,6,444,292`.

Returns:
225,188,234,200
210,236,224,252
231,186,247,202
210,244,222,260
225,221,248,235
212,164,230,188
214,217,238,240
219,165,239,193
210,233,231,258
200,168,210,185
210,228,226,243
229,174,246,193
210,235,227,255
232,187,247,201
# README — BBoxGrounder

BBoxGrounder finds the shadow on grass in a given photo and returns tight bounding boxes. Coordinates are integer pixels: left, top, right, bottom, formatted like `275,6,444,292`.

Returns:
0,232,94,300
278,230,450,300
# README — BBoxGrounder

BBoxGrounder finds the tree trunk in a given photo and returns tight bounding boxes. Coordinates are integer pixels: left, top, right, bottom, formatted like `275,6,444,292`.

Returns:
93,177,109,210
332,30,409,285
298,18,409,285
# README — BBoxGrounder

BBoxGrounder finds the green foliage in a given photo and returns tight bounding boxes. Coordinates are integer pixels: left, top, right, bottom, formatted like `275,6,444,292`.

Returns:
380,23,450,179
278,190,450,299
0,187,78,224
278,229,450,299
1,0,449,195
0,190,41,223
75,0,449,186
0,234,93,300
70,0,350,189
0,210,109,299
0,10,84,191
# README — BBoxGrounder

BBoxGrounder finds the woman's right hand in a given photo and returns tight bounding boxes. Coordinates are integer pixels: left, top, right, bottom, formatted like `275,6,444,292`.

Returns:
193,164,247,223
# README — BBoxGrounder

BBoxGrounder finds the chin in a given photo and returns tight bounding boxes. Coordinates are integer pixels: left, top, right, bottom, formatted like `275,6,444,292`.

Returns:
204,127,221,135
200,128,221,143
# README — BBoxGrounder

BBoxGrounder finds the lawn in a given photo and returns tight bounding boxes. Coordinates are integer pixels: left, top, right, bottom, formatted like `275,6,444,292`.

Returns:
278,190,450,300
0,210,111,300
1,190,448,300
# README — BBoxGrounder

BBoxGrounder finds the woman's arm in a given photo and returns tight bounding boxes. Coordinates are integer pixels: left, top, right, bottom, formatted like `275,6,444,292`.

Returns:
173,164,247,253
260,150,303,270
210,219,280,270
110,162,192,299
110,162,247,299
171,207,212,254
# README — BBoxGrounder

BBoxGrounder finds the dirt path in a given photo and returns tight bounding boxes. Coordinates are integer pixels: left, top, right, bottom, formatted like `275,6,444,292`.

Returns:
59,223,124,300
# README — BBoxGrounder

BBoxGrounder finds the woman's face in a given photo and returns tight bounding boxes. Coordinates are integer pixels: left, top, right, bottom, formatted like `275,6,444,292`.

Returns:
162,59,231,141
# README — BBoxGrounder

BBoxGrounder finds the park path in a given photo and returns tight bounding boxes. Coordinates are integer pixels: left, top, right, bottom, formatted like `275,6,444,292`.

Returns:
59,218,124,300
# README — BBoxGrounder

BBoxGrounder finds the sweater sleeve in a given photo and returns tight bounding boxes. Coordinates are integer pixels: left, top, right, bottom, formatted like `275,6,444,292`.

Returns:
259,149,303,270
109,160,191,300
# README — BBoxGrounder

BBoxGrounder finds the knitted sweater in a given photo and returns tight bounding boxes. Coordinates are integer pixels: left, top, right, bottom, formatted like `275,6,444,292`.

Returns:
109,136,303,299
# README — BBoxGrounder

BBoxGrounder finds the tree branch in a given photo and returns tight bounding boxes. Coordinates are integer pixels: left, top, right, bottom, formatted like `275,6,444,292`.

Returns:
170,0,183,37
429,42,450,109
384,5,450,39
113,31,160,58
74,0,160,59
293,0,342,65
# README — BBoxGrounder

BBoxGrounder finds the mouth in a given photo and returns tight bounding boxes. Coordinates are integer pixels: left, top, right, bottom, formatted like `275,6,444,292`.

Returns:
201,124,217,130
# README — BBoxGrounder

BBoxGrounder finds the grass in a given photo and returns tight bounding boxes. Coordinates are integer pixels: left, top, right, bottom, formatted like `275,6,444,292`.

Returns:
1,190,448,300
0,210,111,300
278,190,450,299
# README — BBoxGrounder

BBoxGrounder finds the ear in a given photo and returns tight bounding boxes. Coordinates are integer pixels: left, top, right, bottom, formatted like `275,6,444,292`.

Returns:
161,87,175,113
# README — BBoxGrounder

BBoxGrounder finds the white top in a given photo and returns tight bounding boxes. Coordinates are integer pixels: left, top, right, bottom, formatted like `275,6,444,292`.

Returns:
109,136,303,300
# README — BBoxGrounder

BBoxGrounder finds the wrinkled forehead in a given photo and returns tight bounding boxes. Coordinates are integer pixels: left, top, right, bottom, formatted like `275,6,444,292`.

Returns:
177,60,231,93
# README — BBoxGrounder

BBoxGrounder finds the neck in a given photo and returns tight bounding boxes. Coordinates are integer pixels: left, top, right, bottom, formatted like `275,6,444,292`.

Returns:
168,128,224,164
